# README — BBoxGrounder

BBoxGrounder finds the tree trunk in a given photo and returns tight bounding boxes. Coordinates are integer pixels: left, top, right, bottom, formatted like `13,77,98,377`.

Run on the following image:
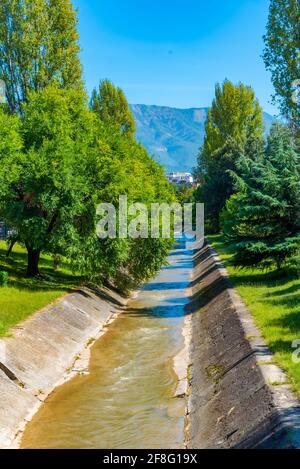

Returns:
26,248,41,277
6,240,16,257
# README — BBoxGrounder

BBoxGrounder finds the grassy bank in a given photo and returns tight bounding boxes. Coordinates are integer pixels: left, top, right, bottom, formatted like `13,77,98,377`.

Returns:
209,234,300,396
0,241,81,337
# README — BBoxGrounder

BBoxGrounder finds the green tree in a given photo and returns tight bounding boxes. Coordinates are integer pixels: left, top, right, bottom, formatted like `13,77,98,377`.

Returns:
195,80,264,231
90,79,136,138
0,84,174,283
201,80,264,161
195,138,245,232
71,120,175,288
175,183,195,205
0,0,82,113
263,0,300,129
0,86,94,276
0,2,174,286
222,123,300,270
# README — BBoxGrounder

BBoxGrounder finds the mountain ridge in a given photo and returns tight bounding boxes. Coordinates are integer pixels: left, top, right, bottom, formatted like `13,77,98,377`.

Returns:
130,104,277,172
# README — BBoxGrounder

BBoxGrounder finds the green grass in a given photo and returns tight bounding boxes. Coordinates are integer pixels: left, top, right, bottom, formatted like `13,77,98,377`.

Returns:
0,241,82,337
208,234,300,396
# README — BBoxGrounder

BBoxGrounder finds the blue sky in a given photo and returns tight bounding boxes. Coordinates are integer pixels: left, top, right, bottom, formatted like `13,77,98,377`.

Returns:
73,0,277,115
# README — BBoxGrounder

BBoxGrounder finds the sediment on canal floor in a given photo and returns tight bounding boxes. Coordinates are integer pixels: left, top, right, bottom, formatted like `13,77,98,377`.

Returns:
0,286,127,449
186,243,300,449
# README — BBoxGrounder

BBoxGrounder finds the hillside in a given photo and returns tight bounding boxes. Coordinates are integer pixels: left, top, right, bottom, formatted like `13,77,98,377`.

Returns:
131,104,276,172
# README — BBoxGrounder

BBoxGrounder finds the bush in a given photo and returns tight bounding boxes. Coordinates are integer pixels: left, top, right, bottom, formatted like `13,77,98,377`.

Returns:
0,271,8,287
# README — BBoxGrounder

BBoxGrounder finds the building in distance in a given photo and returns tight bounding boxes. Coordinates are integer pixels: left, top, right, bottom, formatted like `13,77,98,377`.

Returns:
167,172,194,186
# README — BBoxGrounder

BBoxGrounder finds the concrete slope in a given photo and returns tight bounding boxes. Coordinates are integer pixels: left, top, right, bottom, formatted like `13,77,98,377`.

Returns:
0,287,127,448
187,244,300,449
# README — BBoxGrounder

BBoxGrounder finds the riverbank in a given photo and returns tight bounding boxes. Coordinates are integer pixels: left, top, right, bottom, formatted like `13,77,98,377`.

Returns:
1,239,299,449
208,234,300,397
0,286,128,448
0,241,81,337
186,243,300,449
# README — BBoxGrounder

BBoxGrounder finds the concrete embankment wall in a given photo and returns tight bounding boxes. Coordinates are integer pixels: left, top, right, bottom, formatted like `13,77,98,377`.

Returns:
0,286,127,448
186,243,300,449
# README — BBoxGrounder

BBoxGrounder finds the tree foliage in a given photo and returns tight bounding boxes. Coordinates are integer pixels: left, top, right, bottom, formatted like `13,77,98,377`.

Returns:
90,79,136,139
0,0,175,286
0,87,94,276
70,117,175,287
201,80,264,161
222,123,300,270
0,85,174,283
194,80,264,231
0,0,82,113
263,0,300,129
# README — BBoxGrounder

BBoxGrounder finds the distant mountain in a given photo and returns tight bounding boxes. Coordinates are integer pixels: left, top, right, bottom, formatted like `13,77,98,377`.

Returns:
130,104,277,172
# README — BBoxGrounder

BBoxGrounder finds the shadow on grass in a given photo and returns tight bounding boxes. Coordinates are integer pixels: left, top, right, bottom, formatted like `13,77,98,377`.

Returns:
266,310,300,335
268,284,300,297
266,338,298,356
266,293,300,309
222,264,299,291
0,244,81,293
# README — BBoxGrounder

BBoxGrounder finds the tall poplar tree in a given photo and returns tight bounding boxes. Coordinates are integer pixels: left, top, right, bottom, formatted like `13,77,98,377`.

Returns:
0,0,82,113
90,79,136,138
263,0,300,130
195,79,264,231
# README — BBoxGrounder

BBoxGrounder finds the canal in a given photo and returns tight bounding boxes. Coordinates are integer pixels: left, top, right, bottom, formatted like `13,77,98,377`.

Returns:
21,239,193,449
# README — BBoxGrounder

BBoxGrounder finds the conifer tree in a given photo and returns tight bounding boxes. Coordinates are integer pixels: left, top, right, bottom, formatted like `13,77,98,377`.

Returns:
222,123,300,270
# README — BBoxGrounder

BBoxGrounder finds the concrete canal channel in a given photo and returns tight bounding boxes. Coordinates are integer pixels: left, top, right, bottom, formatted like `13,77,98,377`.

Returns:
21,239,193,449
1,238,299,449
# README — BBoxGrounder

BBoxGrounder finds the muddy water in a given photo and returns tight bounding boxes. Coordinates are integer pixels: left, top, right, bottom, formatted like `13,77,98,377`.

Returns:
21,240,193,449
